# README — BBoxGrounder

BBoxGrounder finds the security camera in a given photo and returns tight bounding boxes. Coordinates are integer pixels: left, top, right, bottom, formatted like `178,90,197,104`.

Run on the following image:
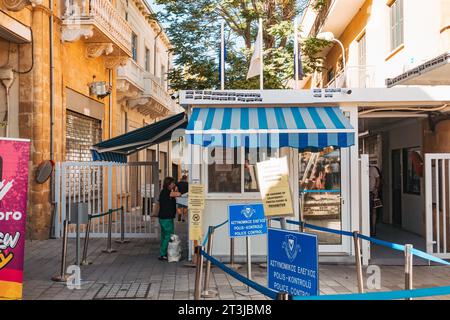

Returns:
171,92,179,100
343,89,352,95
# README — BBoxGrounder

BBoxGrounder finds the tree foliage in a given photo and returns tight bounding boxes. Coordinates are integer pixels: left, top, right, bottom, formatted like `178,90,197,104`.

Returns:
154,0,329,90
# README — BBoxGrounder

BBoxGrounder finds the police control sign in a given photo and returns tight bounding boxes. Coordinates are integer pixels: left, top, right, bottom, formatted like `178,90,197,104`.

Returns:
267,228,319,296
228,203,267,238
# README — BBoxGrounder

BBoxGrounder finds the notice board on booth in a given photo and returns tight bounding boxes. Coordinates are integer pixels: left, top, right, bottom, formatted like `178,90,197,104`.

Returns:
256,157,294,217
188,183,205,241
267,228,319,296
0,138,30,300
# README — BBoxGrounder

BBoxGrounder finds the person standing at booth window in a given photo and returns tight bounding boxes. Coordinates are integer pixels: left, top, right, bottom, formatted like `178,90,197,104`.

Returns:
369,165,381,236
157,177,181,261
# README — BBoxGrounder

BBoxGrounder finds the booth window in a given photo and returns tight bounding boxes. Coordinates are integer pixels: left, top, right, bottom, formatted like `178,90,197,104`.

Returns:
299,147,343,245
244,147,278,192
208,147,278,193
208,148,241,193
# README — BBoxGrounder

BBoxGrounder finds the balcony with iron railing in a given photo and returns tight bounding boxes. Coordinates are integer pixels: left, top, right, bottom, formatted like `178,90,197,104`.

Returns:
325,65,376,88
61,0,132,66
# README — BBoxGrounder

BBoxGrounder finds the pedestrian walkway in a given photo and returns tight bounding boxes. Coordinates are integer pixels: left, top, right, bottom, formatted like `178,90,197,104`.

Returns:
370,223,427,265
22,222,450,300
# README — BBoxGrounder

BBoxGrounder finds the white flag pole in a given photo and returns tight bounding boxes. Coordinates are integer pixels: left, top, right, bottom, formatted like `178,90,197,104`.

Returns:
294,17,299,90
259,18,263,90
221,20,225,90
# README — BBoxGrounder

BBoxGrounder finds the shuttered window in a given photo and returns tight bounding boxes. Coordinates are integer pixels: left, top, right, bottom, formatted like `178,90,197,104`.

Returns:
66,110,102,162
389,0,404,51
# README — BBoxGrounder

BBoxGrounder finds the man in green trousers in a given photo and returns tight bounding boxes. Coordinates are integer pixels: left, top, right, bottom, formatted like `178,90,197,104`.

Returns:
157,177,181,260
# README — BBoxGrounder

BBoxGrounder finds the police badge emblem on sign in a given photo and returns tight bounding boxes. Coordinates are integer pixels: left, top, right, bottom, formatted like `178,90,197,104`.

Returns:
282,234,301,262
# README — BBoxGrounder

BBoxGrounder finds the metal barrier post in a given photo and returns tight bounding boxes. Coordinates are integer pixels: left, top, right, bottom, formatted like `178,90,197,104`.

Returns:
405,244,413,300
102,210,116,253
202,226,218,298
276,292,290,300
51,219,69,282
225,238,242,270
115,206,130,244
194,246,204,300
236,237,258,297
353,231,364,293
81,216,92,265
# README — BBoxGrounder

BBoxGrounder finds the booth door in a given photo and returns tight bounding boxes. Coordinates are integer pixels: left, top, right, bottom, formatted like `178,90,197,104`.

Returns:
298,147,351,253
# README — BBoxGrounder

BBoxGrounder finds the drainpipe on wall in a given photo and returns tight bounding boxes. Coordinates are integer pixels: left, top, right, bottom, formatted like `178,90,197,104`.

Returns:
109,69,113,138
49,0,56,239
154,26,163,180
153,27,163,81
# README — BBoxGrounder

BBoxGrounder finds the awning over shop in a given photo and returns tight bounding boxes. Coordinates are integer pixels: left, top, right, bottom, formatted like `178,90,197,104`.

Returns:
185,107,355,149
91,112,187,163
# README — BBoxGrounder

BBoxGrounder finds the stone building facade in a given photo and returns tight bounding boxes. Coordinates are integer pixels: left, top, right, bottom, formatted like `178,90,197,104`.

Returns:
0,0,179,239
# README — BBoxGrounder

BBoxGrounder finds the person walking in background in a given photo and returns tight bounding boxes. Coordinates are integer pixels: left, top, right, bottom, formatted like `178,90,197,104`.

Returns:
176,175,189,222
158,177,181,261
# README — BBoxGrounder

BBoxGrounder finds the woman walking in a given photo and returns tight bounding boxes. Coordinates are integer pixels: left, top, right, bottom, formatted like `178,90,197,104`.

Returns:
158,177,181,261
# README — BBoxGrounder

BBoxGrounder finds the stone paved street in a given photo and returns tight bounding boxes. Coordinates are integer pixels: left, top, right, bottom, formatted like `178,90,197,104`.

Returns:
22,221,450,300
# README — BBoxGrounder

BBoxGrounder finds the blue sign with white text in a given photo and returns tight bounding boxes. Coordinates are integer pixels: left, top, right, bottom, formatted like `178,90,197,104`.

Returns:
228,203,268,238
267,228,319,296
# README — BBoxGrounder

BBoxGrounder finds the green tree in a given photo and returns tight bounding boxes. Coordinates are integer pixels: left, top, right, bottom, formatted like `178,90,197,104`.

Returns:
154,0,329,90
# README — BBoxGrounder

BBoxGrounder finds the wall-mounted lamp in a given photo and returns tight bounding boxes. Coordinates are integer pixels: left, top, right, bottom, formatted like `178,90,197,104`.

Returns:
89,75,111,99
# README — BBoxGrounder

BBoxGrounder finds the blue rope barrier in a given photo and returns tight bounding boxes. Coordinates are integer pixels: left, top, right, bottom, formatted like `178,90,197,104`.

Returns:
200,250,278,300
357,234,450,266
292,285,450,300
276,219,450,266
301,190,341,194
202,219,229,247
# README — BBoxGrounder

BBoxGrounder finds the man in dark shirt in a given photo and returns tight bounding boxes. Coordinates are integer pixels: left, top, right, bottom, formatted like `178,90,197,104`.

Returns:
176,175,188,222
158,177,180,261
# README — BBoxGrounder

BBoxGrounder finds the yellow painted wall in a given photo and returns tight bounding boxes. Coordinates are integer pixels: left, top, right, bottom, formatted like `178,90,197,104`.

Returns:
323,0,372,84
0,5,33,27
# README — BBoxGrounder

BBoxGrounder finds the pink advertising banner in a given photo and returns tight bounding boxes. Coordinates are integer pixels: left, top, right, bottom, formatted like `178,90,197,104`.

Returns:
0,138,30,300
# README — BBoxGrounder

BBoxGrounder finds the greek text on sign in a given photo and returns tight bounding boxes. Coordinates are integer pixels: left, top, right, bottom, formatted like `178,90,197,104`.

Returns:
228,203,268,238
188,184,204,198
267,228,319,296
188,183,205,209
256,157,294,217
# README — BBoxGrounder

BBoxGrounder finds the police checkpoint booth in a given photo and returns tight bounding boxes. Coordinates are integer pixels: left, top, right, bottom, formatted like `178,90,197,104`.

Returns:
180,87,450,264
181,89,360,263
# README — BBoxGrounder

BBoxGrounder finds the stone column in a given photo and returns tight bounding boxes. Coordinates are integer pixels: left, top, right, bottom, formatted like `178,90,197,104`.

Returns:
18,5,53,240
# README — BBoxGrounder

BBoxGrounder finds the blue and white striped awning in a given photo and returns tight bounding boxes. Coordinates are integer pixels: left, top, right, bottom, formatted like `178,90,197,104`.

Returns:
186,107,355,149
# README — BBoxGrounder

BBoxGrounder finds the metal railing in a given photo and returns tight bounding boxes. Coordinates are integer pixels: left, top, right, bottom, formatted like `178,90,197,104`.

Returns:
53,161,159,239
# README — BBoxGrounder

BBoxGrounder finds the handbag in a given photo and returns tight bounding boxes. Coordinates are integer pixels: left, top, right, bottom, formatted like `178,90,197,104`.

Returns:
373,197,383,209
151,202,160,217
